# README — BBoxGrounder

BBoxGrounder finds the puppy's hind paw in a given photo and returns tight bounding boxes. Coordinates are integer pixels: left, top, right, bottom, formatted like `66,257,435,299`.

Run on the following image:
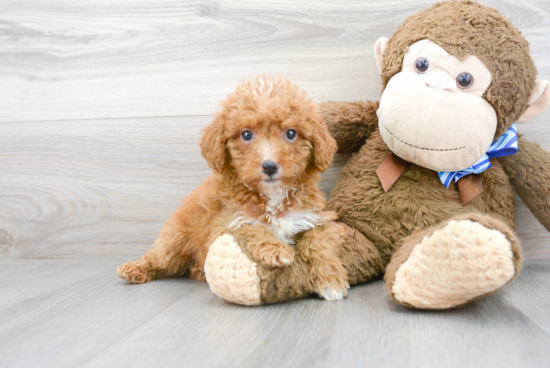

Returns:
318,283,349,301
117,261,152,284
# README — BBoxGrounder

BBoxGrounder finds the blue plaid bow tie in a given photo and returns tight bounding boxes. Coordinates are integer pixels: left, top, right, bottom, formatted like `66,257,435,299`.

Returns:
438,123,518,188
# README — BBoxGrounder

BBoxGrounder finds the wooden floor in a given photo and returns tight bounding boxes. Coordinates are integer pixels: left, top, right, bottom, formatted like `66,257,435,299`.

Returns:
0,259,549,368
1,0,550,367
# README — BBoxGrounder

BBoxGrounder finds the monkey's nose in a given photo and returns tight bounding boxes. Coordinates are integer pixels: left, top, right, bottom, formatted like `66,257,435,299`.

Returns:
425,72,457,92
262,160,278,176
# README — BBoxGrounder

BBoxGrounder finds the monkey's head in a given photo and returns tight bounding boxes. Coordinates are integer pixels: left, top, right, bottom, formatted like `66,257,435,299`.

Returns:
375,0,550,172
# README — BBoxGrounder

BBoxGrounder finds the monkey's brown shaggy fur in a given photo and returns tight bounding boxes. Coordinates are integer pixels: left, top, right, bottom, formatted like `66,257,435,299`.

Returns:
323,1,547,306
204,1,550,308
118,75,350,297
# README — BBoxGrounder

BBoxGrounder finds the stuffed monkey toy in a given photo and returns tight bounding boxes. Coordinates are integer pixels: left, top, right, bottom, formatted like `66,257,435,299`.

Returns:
204,0,550,309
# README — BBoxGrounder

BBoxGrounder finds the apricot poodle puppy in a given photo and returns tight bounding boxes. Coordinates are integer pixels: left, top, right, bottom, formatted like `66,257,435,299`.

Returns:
118,75,349,300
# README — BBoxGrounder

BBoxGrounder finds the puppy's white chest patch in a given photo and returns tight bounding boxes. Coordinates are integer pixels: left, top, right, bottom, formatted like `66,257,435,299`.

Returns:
268,211,322,244
229,210,322,245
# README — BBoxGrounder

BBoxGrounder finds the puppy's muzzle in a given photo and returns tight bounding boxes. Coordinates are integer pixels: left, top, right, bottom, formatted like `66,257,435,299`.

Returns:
262,160,278,177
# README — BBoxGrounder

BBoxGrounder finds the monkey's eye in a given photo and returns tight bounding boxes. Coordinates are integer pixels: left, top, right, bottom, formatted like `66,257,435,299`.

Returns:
241,130,253,142
456,72,473,89
415,57,429,73
285,129,297,142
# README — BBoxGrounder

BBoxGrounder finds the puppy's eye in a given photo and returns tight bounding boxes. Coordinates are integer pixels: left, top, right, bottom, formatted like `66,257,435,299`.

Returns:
285,129,297,142
456,72,473,89
415,57,429,73
241,130,253,142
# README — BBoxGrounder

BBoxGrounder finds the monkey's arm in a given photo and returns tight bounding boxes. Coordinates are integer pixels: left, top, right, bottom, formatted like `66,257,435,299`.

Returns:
500,136,550,231
319,100,379,153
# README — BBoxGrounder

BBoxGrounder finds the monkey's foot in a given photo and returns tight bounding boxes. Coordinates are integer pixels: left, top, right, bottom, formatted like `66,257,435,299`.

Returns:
385,214,522,310
205,234,313,305
204,234,262,306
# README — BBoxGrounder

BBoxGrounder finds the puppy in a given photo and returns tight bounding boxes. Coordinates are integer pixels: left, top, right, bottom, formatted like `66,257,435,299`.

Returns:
118,75,349,300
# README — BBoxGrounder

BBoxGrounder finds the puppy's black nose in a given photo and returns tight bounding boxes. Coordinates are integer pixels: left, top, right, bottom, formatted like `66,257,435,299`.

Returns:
262,160,278,176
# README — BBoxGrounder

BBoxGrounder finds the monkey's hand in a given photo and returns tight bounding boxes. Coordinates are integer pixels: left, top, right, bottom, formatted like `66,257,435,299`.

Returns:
319,100,379,153
501,136,550,232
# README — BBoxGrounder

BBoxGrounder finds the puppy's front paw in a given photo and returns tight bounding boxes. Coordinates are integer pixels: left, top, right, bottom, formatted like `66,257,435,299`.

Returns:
117,261,152,284
317,267,349,300
318,283,349,301
249,240,295,268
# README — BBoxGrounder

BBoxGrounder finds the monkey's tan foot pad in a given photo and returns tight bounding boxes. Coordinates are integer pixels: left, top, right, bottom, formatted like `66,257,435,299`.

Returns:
204,234,262,306
388,220,517,310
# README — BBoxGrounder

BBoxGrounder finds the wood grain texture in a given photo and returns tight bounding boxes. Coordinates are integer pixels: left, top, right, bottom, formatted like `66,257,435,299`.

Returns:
0,0,549,259
0,259,549,368
1,115,548,259
0,115,349,258
0,0,549,122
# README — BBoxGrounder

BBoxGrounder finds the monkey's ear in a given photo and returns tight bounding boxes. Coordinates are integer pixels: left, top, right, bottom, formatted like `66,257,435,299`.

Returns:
312,116,337,173
200,118,226,173
374,37,389,74
518,80,550,123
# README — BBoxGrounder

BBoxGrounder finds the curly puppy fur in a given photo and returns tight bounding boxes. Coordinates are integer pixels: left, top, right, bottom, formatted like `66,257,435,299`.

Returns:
118,75,346,295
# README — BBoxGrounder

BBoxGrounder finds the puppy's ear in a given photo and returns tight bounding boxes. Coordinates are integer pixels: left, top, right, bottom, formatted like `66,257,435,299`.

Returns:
311,115,337,172
200,118,227,173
